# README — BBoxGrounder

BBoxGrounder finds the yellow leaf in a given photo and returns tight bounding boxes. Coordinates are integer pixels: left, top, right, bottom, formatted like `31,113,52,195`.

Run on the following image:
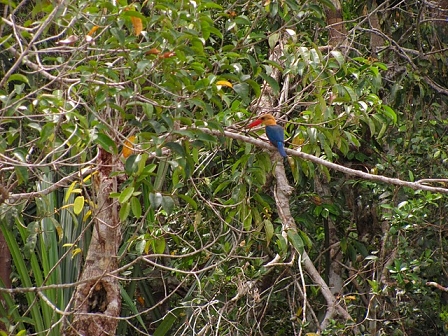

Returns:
292,134,305,146
55,225,64,242
216,80,233,88
83,170,97,183
65,181,78,203
122,135,136,158
131,16,143,36
72,247,82,258
73,196,85,215
83,209,92,222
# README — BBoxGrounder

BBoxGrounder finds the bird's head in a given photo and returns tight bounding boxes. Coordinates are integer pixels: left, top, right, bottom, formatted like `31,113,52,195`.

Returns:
248,114,277,128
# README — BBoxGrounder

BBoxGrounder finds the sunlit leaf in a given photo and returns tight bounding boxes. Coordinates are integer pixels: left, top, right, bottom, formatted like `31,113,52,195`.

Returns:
216,80,233,88
7,74,29,85
65,181,78,203
87,25,99,36
119,186,135,204
131,16,143,36
73,196,85,215
72,248,82,258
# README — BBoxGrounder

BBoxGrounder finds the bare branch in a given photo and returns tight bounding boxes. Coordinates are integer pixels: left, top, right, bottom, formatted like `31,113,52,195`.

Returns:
199,127,448,194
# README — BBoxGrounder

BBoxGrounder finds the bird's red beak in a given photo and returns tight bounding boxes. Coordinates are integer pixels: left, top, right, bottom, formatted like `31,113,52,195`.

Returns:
248,119,262,128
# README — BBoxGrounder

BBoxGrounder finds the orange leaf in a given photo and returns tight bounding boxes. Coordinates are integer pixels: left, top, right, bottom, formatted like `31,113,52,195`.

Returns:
122,135,136,158
227,10,237,18
87,25,99,36
131,16,143,36
158,51,176,59
145,47,161,55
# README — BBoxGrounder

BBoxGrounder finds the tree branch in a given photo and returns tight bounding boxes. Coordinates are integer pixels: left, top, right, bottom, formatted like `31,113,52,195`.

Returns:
199,127,448,194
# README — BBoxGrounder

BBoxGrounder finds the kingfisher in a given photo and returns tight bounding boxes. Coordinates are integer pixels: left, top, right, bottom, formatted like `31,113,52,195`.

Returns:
248,114,287,157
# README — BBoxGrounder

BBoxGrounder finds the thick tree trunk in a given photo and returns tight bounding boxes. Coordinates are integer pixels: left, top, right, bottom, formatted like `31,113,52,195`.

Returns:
66,149,122,336
325,0,347,48
369,0,385,57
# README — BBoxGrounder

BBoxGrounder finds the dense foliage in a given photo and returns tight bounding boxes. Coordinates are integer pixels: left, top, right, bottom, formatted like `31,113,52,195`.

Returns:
1,0,448,335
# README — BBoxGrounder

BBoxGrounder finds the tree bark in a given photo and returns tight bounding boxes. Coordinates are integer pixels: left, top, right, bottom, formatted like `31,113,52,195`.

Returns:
325,0,347,48
368,0,385,58
66,149,122,336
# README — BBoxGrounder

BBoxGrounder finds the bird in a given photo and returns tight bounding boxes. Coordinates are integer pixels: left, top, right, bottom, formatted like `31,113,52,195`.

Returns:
248,114,287,157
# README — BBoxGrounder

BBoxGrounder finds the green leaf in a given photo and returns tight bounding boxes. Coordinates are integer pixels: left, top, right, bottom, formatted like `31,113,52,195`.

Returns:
153,237,166,254
93,133,117,154
50,217,64,242
153,308,184,336
259,72,280,95
233,83,250,100
7,74,29,85
275,233,288,256
381,105,398,124
15,166,28,185
161,196,175,215
178,194,197,210
125,154,141,174
268,32,279,49
122,9,147,20
330,50,345,66
149,192,163,209
165,142,186,156
73,196,85,215
119,202,130,221
119,186,135,204
287,229,304,254
264,219,274,245
130,196,142,218
298,230,313,249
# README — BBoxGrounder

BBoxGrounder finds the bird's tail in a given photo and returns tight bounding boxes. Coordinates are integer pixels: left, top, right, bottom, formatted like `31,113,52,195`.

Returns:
277,142,287,158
